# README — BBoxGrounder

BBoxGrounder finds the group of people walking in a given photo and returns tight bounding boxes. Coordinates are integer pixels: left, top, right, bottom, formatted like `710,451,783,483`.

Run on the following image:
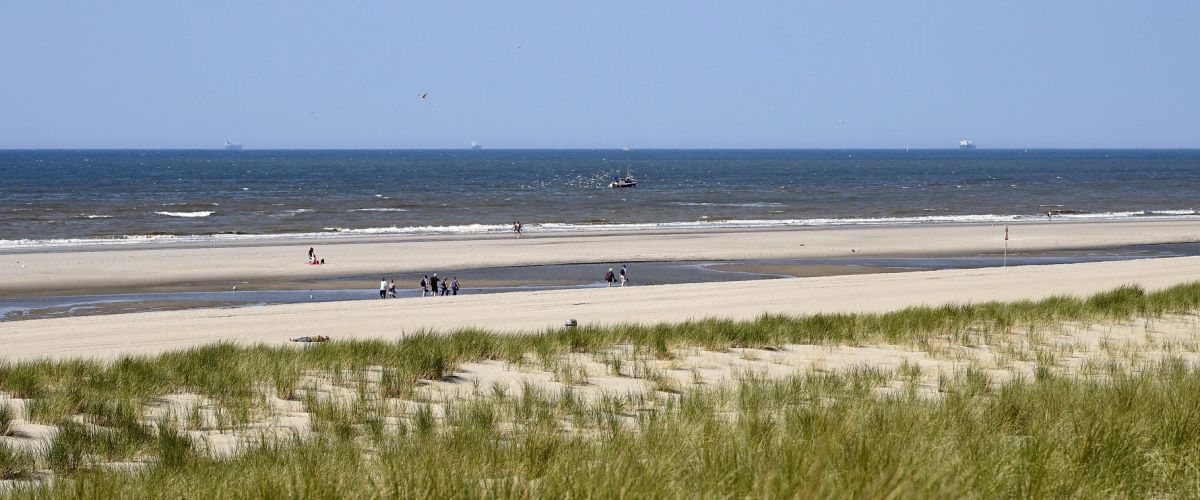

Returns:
377,274,460,298
604,264,630,287
419,273,459,297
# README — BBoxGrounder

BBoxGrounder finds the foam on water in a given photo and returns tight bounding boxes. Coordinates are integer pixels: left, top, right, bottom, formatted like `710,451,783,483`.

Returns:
4,211,1200,250
154,211,214,218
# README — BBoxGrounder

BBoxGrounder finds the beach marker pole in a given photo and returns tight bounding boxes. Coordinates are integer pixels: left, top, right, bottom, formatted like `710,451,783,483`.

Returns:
1003,226,1009,267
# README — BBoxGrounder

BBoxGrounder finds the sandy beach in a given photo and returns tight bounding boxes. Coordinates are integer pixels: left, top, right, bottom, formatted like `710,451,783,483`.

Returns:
4,219,1200,297
3,220,1200,361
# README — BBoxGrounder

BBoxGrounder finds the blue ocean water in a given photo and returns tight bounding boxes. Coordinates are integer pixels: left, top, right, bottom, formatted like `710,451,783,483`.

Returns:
2,149,1199,248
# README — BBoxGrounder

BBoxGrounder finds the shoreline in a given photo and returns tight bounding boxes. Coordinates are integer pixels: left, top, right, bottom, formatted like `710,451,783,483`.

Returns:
3,219,1200,298
5,215,1200,254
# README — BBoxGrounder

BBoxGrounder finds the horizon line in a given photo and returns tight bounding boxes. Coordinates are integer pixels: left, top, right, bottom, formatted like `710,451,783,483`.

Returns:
4,147,1200,152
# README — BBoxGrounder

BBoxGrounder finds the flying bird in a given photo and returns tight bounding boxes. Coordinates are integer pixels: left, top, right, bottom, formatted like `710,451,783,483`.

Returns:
419,92,428,99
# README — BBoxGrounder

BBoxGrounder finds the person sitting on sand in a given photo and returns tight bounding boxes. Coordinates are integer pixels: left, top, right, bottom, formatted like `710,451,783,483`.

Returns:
308,247,315,263
605,268,616,287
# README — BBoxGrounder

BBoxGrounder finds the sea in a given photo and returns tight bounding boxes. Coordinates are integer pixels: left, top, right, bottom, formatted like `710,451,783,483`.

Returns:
3,149,1200,249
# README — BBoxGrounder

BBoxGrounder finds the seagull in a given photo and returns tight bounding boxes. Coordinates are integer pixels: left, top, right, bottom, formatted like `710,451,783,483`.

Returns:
419,92,428,99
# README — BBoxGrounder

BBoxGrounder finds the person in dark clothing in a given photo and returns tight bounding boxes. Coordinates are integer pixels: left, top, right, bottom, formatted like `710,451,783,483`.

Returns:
420,275,429,297
604,268,616,287
440,279,449,296
451,276,460,295
430,274,440,296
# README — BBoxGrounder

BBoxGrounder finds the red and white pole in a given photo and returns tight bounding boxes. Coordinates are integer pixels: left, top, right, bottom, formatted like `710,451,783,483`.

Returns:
1003,226,1009,267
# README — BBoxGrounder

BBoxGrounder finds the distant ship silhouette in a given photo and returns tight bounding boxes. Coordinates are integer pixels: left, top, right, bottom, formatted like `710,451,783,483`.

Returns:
224,140,243,151
959,139,976,150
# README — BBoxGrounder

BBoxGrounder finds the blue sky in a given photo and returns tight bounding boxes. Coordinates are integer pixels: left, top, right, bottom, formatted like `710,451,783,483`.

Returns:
2,1,1197,149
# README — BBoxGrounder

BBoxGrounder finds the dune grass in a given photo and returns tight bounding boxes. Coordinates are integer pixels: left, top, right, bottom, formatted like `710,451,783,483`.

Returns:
3,361,1200,498
2,282,1200,497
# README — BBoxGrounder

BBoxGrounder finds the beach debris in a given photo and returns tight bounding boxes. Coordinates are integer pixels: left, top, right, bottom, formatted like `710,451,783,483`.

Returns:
564,319,578,327
290,335,330,343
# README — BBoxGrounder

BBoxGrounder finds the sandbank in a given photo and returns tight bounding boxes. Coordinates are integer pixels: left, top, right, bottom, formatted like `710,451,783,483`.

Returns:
3,219,1200,298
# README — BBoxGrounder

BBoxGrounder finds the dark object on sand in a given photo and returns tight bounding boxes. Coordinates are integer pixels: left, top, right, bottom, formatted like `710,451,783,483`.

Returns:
290,335,330,343
564,319,578,327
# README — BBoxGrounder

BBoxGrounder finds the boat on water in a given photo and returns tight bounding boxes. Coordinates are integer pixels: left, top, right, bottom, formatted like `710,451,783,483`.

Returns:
959,139,976,150
609,173,637,188
469,141,482,150
224,140,243,151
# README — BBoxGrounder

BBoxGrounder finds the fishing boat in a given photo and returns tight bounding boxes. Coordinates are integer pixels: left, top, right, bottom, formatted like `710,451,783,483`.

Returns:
224,140,243,151
609,173,637,188
959,139,976,150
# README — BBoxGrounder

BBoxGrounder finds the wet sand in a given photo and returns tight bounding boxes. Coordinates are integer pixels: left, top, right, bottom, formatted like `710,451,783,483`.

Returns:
5,220,1200,299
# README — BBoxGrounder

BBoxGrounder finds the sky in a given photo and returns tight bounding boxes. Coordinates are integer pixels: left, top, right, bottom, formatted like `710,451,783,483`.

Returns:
1,1,1198,149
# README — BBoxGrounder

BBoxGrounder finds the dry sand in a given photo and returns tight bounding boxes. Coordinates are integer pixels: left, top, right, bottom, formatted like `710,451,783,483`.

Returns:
2,219,1200,361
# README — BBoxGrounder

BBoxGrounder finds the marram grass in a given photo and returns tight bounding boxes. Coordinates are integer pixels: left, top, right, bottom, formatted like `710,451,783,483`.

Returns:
2,282,1200,497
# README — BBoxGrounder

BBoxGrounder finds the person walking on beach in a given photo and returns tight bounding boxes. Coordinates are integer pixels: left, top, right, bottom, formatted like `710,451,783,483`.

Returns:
514,221,523,238
619,264,628,287
388,279,397,298
430,274,440,296
440,278,449,296
379,278,388,299
605,268,616,287
420,275,429,297
451,276,459,295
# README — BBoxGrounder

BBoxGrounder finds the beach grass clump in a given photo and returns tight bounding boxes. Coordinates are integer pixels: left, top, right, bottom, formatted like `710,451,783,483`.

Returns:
0,442,38,481
0,402,12,435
